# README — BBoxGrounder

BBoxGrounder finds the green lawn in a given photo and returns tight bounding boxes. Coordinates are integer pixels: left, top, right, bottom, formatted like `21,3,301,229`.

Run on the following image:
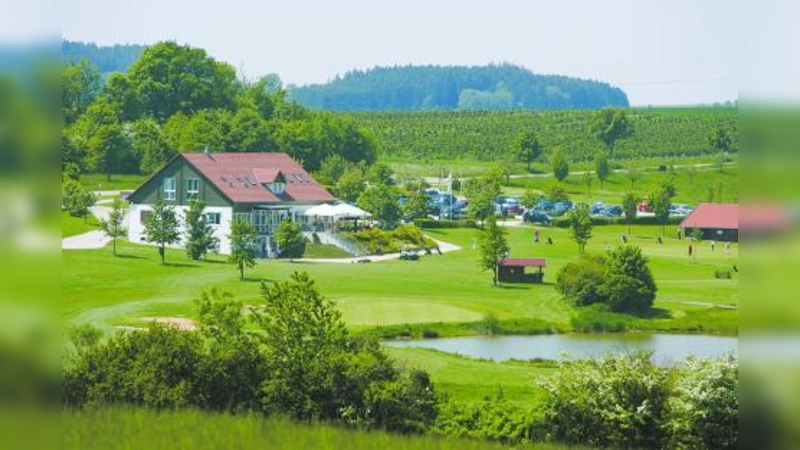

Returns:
302,243,353,259
81,173,147,191
62,211,101,238
63,224,737,335
386,347,554,404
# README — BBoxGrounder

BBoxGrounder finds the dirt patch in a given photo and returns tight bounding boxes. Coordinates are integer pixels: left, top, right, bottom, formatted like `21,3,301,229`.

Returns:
140,316,197,331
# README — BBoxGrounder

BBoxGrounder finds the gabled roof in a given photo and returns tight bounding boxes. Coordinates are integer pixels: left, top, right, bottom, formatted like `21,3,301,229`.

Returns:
181,152,333,204
681,203,738,230
500,258,546,267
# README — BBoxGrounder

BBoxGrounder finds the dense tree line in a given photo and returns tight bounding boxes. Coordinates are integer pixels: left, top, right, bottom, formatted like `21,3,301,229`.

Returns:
62,42,377,179
348,108,738,162
289,64,628,111
61,40,146,76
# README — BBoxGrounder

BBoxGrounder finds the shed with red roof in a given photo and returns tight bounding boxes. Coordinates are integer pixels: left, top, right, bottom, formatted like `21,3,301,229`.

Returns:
498,258,546,283
680,203,738,242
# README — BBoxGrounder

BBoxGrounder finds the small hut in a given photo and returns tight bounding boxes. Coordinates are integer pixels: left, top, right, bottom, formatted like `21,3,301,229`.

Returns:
498,258,546,284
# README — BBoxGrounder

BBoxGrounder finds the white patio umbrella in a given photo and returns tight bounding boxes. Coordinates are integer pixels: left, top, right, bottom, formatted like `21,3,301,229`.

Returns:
332,203,372,218
303,203,337,217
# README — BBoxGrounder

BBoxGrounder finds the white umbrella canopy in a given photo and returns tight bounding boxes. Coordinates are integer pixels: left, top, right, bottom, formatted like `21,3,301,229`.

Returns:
332,203,372,218
303,203,337,217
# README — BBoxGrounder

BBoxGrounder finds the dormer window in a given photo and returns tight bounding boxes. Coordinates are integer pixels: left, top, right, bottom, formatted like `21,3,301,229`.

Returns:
268,181,285,194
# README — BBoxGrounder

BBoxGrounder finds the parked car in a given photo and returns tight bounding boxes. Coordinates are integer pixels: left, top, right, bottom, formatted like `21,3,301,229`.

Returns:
523,209,551,224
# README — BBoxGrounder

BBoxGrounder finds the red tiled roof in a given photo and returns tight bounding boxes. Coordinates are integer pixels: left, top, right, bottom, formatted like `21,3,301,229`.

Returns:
740,203,790,231
681,203,738,230
182,152,334,204
500,258,546,267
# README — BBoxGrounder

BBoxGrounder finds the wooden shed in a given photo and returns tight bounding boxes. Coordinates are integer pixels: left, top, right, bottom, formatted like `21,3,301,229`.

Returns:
498,258,546,284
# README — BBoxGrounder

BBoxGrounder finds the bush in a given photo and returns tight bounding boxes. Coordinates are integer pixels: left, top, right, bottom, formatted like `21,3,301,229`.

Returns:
413,218,478,229
344,224,437,254
476,312,501,335
556,255,607,307
570,304,631,333
601,245,657,313
668,355,738,450
434,397,535,444
274,219,306,259
551,215,683,228
540,352,671,448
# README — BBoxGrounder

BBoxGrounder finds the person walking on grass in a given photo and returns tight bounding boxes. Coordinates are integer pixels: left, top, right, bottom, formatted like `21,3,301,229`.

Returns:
534,228,540,243
725,241,730,254
711,240,716,252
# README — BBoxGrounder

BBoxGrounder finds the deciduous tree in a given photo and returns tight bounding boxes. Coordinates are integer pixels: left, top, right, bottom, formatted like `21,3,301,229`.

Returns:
228,216,258,280
357,184,401,229
144,198,181,264
601,245,657,313
551,148,569,182
274,218,306,259
478,217,509,286
622,192,639,235
184,200,219,260
100,197,126,256
594,151,610,188
590,108,634,159
568,203,592,255
514,130,542,171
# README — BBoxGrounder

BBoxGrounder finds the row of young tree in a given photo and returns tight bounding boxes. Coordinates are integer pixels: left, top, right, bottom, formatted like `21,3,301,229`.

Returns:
63,271,738,449
351,107,738,163
62,42,377,180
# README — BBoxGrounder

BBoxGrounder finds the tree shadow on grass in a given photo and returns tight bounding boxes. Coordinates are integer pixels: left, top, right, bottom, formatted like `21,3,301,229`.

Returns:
496,284,531,290
241,277,275,284
630,307,672,319
115,254,148,260
162,262,201,269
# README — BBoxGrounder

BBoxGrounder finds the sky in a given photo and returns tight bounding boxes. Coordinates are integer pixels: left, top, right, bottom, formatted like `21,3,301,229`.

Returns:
54,0,780,106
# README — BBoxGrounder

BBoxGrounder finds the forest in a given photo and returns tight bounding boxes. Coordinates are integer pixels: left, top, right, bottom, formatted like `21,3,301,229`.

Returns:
61,40,146,77
289,64,629,111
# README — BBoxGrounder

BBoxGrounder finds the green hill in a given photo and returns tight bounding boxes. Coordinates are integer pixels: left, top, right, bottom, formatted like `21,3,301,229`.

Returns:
289,64,628,111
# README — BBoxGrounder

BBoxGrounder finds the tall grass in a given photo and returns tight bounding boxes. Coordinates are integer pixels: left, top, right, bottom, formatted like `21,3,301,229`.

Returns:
63,407,573,450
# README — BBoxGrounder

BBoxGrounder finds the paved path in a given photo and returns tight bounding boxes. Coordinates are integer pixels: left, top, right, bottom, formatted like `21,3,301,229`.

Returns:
62,194,118,250
293,237,463,264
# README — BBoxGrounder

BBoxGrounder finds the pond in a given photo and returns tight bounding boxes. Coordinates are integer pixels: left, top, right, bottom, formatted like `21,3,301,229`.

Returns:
383,333,738,365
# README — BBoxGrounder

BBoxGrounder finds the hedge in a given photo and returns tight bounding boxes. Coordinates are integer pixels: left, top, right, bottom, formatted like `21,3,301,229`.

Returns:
413,218,478,229
550,215,684,228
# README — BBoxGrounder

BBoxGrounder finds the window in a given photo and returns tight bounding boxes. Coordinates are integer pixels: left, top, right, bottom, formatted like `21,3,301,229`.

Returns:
140,210,153,224
163,177,176,201
187,179,200,200
205,212,221,225
268,182,285,194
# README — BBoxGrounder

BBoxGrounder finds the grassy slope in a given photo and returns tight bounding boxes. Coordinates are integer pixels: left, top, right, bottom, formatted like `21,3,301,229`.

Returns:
63,224,737,333
303,243,353,258
62,211,100,238
387,347,554,404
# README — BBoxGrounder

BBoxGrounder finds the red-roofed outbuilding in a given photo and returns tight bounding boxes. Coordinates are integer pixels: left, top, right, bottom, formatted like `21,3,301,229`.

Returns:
680,203,738,242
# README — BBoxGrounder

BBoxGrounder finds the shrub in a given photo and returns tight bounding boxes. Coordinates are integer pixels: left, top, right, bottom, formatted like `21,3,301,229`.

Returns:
434,397,535,444
601,245,657,313
413,218,478,229
551,215,683,228
544,182,569,202
570,304,631,332
476,312,501,335
274,219,306,259
668,355,738,450
556,255,607,307
540,352,671,448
